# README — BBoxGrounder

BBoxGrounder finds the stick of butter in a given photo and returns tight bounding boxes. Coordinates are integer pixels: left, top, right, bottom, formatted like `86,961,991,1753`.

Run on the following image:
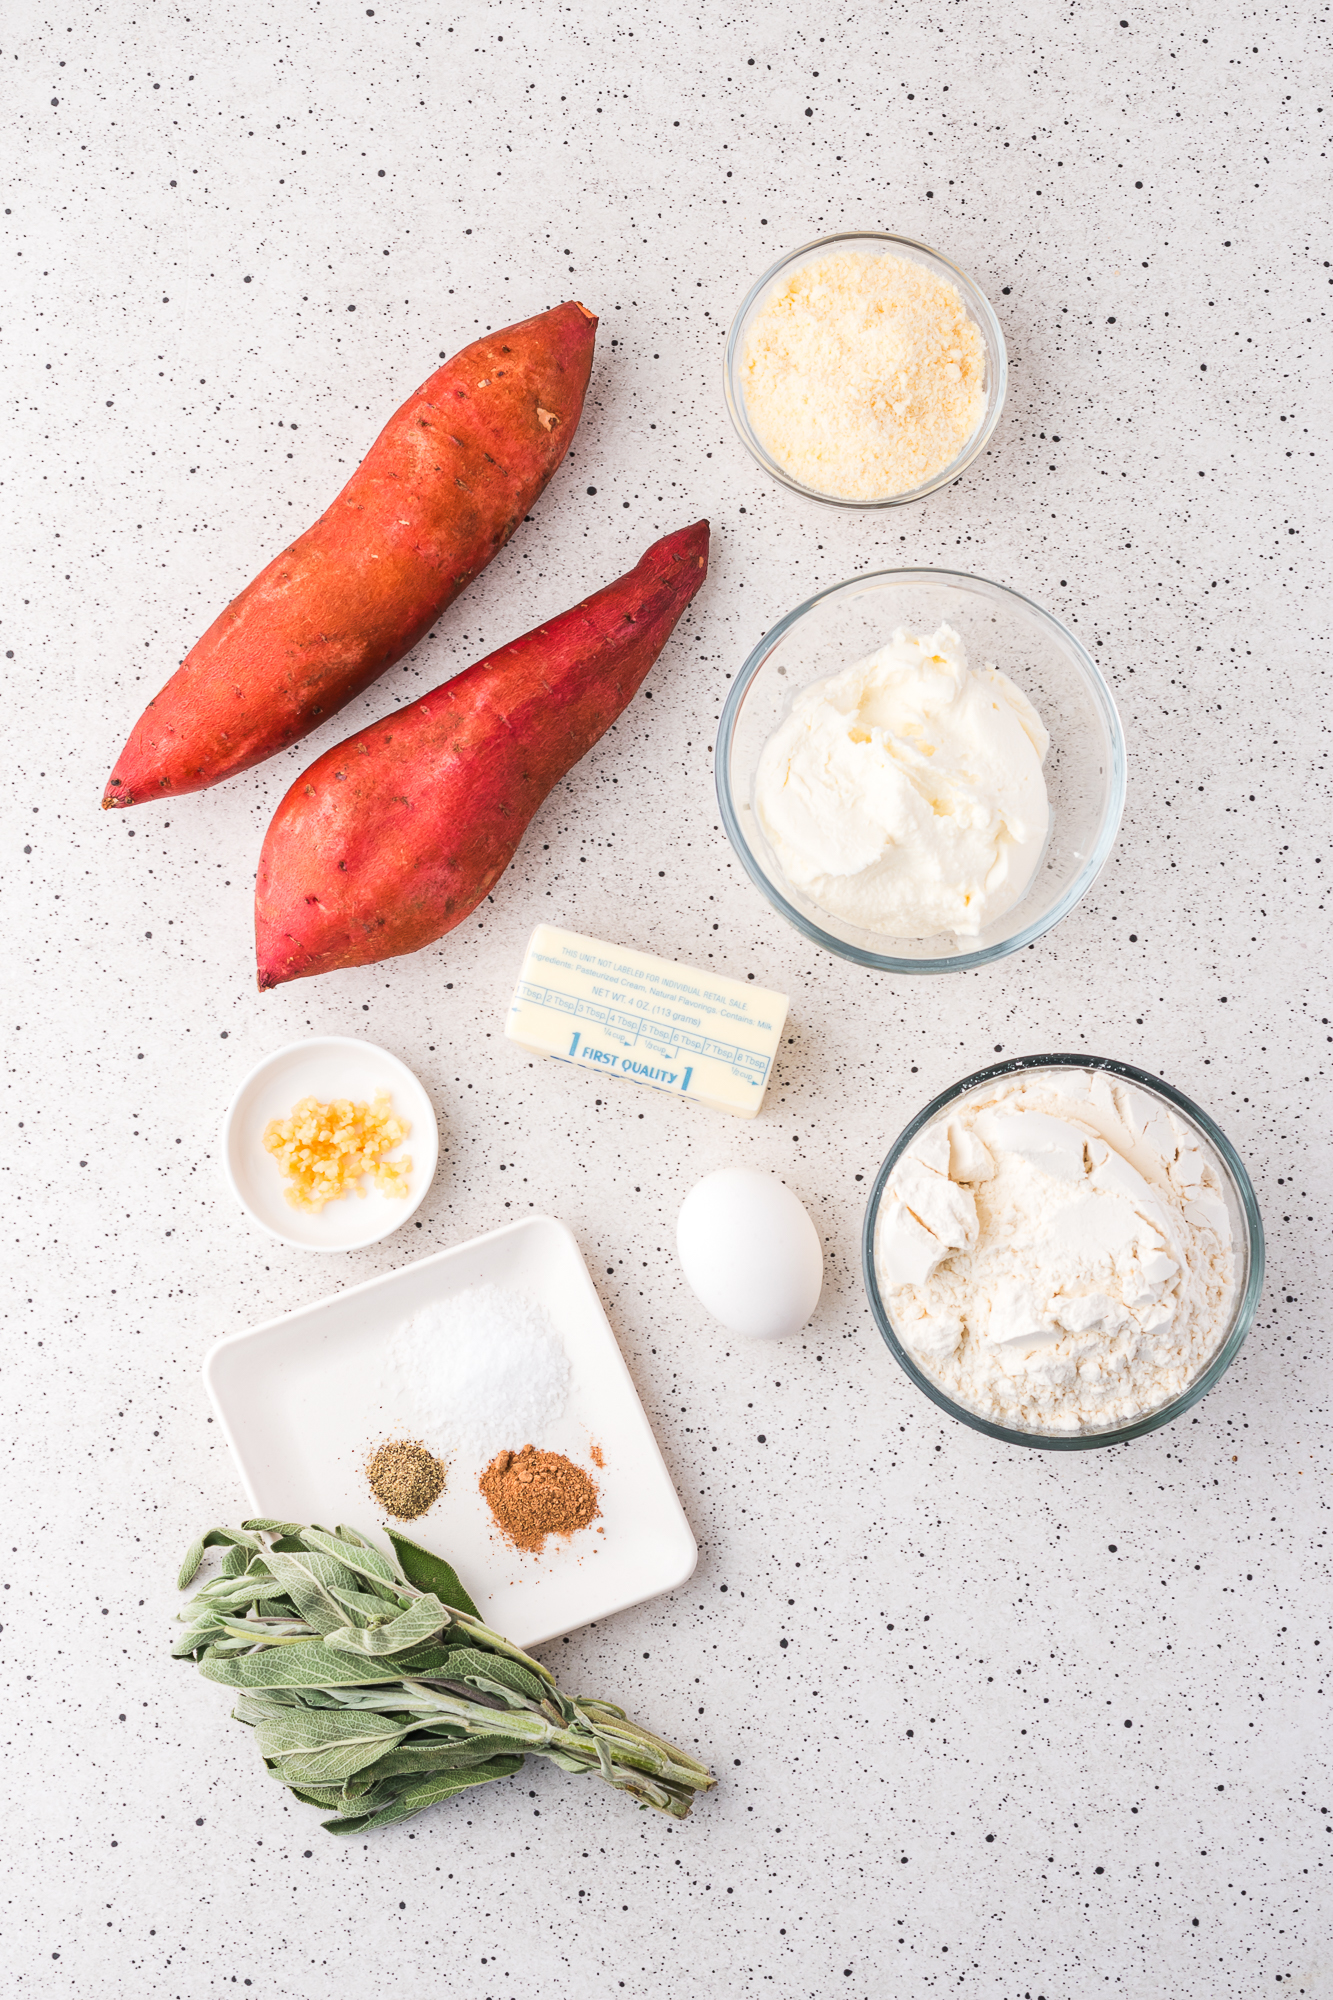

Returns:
505,924,788,1119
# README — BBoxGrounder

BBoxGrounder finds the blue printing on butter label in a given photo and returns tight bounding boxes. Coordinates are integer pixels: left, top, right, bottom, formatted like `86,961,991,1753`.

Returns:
513,978,772,1096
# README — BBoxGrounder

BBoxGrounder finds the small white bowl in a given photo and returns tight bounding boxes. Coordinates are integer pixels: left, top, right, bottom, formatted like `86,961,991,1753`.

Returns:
221,1037,439,1251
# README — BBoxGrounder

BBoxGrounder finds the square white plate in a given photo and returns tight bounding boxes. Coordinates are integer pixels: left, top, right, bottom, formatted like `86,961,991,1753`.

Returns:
202,1215,697,1647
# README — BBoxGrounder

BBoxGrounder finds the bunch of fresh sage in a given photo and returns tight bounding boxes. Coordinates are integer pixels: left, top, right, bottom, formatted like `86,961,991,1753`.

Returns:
174,1520,714,1832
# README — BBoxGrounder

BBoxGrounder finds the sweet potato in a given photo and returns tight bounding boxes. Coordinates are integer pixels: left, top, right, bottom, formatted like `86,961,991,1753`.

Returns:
103,301,597,807
254,520,710,989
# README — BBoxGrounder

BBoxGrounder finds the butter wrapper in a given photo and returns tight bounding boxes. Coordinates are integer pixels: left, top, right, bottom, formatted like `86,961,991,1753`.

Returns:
506,924,788,1119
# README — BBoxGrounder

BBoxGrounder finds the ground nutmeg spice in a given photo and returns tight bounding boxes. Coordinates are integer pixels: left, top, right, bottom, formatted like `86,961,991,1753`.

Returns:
366,1438,447,1521
479,1445,600,1553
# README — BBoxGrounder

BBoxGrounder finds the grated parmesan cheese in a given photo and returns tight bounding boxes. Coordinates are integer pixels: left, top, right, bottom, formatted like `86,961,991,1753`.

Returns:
741,249,987,501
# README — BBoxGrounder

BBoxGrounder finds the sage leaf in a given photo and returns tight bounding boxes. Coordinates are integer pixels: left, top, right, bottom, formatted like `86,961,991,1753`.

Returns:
177,1526,260,1590
263,1551,365,1633
269,1740,406,1787
199,1640,457,1690
385,1532,480,1618
304,1551,409,1612
442,1649,549,1709
352,1737,528,1782
336,1773,395,1808
173,1611,229,1642
185,1575,280,1613
188,1594,291,1627
322,1596,451,1659
544,1747,596,1773
232,1693,303,1727
321,1759,524,1835
306,1689,447,1717
302,1529,403,1592
258,1710,407,1786
171,1638,215,1661
443,1611,558,1687
327,1586,412,1625
218,1620,316,1647
256,1707,404,1757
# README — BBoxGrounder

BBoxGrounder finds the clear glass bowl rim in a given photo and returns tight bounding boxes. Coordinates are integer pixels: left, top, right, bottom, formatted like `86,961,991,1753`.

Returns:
861,1053,1265,1450
723,228,1008,508
714,566,1128,974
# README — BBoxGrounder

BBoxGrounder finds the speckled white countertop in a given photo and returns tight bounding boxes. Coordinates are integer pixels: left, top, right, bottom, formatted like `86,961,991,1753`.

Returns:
4,1,1329,1993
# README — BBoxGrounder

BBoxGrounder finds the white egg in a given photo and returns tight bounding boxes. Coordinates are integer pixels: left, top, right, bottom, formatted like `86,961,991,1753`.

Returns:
676,1168,823,1341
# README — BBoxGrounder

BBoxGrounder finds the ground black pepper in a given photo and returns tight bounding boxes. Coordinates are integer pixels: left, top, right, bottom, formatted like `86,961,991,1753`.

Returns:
366,1438,446,1521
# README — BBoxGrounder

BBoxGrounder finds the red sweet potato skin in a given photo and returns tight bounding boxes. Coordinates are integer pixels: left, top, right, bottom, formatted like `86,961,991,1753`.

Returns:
103,301,596,807
254,521,710,989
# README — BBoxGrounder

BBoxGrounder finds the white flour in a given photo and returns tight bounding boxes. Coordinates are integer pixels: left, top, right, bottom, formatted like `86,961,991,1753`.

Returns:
380,1283,571,1464
876,1069,1236,1433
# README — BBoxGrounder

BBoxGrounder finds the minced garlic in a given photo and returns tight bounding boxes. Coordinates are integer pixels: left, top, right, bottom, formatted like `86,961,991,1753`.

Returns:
741,249,987,501
263,1091,411,1211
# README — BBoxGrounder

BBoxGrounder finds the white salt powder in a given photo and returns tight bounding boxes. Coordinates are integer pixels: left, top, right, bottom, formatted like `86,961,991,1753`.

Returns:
381,1283,571,1463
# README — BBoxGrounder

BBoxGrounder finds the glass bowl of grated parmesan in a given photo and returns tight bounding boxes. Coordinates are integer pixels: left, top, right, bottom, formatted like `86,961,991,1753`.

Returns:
861,1055,1264,1449
724,230,1007,506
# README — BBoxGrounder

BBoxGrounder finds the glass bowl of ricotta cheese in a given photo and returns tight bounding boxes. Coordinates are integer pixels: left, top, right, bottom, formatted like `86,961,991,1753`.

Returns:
715,568,1125,974
862,1056,1264,1449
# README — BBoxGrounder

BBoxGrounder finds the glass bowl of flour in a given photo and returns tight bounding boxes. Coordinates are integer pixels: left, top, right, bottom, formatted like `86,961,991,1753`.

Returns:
862,1056,1264,1449
716,568,1125,974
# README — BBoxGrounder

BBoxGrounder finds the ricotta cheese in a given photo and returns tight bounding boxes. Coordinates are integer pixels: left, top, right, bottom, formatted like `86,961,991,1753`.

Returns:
877,1069,1236,1433
754,624,1050,941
